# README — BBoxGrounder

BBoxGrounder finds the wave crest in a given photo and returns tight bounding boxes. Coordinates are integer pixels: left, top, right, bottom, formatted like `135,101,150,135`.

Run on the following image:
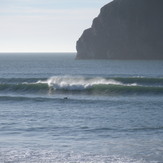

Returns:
43,76,124,91
0,76,163,95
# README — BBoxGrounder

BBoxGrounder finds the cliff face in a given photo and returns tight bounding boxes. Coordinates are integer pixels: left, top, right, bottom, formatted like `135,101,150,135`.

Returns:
76,0,163,59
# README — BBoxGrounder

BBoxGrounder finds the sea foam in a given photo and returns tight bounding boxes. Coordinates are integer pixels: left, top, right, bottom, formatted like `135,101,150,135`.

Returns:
40,76,123,91
0,149,148,163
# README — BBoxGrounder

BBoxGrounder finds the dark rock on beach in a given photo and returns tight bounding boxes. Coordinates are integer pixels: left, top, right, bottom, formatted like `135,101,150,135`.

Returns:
76,0,163,59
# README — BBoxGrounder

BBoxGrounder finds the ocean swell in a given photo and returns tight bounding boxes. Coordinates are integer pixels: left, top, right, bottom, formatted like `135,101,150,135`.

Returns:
0,76,163,95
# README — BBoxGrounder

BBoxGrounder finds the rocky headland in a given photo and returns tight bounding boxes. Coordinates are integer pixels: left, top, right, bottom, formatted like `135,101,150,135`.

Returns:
76,0,163,59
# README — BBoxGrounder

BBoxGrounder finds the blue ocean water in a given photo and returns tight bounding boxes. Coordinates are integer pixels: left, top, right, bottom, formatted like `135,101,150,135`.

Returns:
0,53,163,163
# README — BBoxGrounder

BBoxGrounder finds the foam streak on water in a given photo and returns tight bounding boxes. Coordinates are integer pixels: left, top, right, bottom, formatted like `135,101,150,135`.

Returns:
0,149,151,163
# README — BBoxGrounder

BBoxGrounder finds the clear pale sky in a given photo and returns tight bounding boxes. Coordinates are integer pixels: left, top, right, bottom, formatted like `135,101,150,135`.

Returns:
0,0,112,52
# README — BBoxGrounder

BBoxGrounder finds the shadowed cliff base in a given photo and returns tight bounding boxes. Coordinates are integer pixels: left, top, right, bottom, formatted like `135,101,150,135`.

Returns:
76,0,163,60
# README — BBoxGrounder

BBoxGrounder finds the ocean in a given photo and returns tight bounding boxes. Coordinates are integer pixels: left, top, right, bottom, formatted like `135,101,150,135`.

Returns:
0,53,163,163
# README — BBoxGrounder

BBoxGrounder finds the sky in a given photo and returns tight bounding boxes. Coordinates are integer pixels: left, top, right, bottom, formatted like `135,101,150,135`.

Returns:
0,0,112,53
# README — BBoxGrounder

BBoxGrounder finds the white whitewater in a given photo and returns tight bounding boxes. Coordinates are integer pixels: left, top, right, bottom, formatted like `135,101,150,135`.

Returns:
37,76,123,91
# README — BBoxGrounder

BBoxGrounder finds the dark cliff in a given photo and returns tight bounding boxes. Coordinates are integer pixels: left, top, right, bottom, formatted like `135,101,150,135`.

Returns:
76,0,163,59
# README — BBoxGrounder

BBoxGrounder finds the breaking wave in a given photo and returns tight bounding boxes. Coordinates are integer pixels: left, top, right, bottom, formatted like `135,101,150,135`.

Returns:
0,76,163,95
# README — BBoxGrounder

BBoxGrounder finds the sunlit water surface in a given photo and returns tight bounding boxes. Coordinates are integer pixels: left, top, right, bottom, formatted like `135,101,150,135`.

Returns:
0,53,163,163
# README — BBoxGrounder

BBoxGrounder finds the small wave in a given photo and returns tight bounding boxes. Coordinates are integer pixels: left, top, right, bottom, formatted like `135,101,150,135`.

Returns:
0,83,49,93
0,95,51,102
91,84,163,95
113,77,163,86
80,126,163,133
126,126,163,132
0,77,46,84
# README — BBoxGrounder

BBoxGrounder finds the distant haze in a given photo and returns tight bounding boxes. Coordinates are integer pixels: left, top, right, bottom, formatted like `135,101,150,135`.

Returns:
0,0,112,53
